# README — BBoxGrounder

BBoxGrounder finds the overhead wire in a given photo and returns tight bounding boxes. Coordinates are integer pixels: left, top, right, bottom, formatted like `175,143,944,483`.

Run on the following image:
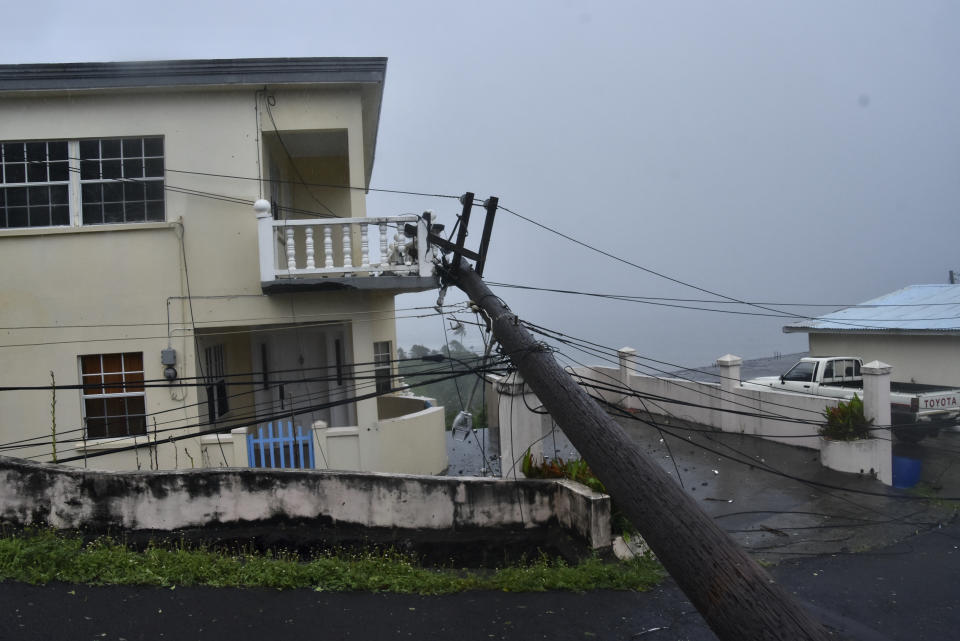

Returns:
0,355,510,456
0,303,468,332
15,358,510,463
487,281,960,323
0,307,455,349
491,202,919,332
0,352,510,458
486,282,960,309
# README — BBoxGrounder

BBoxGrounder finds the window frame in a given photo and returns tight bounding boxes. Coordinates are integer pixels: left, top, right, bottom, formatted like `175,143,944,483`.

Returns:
0,136,165,230
373,341,393,395
204,343,229,423
79,352,147,439
783,360,817,383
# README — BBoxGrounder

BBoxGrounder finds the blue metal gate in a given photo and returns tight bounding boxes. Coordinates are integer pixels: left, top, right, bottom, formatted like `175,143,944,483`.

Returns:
247,421,315,469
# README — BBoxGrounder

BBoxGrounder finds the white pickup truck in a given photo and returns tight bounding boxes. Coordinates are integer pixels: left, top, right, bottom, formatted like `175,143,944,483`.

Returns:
742,356,960,442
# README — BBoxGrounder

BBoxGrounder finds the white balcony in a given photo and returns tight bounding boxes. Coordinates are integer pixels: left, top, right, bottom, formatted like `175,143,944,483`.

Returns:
254,200,437,293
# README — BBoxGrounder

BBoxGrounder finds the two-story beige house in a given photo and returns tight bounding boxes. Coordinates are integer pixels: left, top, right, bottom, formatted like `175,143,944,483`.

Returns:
0,58,447,474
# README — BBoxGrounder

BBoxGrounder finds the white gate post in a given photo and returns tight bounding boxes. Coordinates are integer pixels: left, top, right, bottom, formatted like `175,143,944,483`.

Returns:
862,360,893,486
618,347,638,409
495,372,552,479
231,426,251,467
311,420,329,470
716,354,743,434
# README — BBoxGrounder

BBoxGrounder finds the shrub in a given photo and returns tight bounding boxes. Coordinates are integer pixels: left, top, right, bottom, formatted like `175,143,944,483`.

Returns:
820,394,873,441
521,451,635,536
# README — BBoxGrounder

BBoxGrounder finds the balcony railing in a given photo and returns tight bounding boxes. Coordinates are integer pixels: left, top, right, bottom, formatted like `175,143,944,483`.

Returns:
255,200,434,288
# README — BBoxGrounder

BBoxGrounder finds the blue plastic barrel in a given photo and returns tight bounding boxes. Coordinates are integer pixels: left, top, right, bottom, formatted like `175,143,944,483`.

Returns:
892,455,922,489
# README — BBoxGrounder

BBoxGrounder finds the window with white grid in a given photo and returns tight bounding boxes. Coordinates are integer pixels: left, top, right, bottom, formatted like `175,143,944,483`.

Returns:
0,136,164,229
0,141,70,228
79,137,165,224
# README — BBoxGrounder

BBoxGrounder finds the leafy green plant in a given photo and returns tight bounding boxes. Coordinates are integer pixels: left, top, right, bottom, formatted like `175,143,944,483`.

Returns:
820,394,873,441
521,450,605,493
521,451,634,536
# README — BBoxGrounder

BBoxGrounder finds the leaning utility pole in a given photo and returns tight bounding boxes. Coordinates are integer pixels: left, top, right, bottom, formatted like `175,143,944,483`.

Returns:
450,263,831,641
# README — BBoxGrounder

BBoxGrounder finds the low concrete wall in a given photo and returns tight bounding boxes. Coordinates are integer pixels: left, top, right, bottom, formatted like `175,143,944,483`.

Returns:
568,366,830,451
0,455,610,553
63,403,448,476
377,394,435,420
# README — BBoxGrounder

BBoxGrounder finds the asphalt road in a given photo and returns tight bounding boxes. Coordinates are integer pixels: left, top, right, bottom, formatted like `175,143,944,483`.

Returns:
3,519,959,641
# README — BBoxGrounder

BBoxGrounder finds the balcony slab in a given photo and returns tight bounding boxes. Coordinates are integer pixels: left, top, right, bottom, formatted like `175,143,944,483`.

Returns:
261,274,438,294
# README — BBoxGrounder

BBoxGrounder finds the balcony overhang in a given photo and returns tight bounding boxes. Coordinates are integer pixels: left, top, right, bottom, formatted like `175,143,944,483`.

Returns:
256,202,438,296
261,274,438,294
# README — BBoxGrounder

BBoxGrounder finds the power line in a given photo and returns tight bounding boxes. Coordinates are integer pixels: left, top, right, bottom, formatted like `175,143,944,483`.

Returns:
599,396,960,501
5,358,509,458
165,166,463,200
520,319,828,418
0,357,511,455
487,281,960,323
487,281,960,309
493,203,893,332
49,360,508,464
0,308,451,349
0,303,467,332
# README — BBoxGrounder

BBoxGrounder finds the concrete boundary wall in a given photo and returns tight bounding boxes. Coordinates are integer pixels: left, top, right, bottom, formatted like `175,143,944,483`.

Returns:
0,456,611,550
568,366,831,451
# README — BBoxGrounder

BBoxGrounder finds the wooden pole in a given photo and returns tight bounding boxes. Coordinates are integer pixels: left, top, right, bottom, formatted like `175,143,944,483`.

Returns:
453,264,830,641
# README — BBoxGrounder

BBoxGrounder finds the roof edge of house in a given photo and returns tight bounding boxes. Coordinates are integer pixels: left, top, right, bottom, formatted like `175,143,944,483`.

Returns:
0,57,388,92
783,326,960,336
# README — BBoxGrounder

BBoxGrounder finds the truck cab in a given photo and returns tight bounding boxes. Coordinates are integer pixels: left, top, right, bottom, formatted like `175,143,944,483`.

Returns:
747,357,864,398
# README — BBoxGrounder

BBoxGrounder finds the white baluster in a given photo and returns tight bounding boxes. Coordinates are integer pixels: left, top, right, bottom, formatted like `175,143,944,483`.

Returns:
342,224,353,268
379,223,388,266
305,227,315,269
361,224,370,268
397,228,411,266
323,226,334,268
285,227,296,271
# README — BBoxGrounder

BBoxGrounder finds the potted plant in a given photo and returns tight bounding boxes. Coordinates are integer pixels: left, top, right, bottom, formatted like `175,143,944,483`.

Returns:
818,395,879,476
819,394,873,441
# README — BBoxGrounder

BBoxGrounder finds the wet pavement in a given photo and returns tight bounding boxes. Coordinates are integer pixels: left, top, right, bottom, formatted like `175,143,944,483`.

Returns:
449,417,960,564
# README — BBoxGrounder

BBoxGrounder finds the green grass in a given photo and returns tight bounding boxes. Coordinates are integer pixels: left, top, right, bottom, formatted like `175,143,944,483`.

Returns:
0,530,663,594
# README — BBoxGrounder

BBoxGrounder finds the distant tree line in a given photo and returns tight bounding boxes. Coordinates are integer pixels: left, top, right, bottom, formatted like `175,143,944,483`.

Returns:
397,342,488,429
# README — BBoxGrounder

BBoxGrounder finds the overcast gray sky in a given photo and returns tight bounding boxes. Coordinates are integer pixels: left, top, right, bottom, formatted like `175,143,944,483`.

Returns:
6,1,958,368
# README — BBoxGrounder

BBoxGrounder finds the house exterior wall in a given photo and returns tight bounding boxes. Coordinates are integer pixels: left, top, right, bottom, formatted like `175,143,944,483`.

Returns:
0,79,418,472
808,333,960,387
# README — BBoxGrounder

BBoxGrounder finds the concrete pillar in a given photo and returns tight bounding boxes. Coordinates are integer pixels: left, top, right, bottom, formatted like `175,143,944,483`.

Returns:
350,318,378,430
311,420,329,470
484,374,501,458
716,354,743,434
862,360,893,486
618,347,638,410
618,347,637,385
231,427,250,467
495,372,553,479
